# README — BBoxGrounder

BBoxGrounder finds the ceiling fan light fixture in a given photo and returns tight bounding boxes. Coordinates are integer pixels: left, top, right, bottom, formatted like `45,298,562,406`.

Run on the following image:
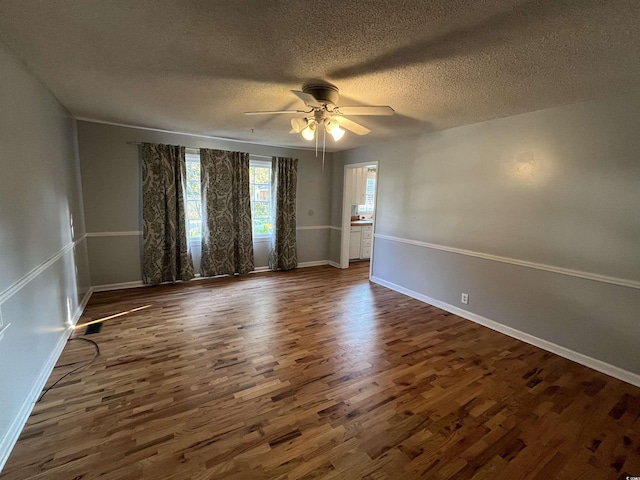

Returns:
324,118,344,141
301,121,316,141
290,117,307,133
324,118,338,134
243,83,394,152
331,126,345,141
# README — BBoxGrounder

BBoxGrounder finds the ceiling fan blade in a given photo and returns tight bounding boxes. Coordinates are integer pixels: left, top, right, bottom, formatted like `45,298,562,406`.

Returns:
335,106,394,116
291,90,323,108
244,110,308,115
335,116,371,135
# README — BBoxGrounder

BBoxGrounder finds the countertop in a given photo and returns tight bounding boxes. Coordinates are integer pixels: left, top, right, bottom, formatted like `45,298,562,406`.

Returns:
350,220,373,226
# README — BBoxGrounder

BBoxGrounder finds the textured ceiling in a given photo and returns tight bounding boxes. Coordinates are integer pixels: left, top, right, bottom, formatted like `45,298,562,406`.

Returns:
1,0,639,151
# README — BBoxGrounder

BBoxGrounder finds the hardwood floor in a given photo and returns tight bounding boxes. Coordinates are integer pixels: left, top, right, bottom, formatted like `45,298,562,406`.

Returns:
3,262,640,479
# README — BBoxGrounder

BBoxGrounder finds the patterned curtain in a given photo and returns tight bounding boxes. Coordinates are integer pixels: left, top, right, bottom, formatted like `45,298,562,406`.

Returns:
141,143,195,284
269,157,298,271
200,149,254,276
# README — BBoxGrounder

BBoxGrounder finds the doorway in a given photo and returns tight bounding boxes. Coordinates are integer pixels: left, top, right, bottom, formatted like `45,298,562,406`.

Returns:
340,162,379,276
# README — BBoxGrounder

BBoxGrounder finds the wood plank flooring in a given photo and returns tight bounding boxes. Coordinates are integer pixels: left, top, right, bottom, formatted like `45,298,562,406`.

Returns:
3,262,640,479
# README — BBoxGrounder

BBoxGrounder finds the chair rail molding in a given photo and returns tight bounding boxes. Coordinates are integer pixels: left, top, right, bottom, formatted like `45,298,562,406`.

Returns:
0,234,88,305
374,233,640,290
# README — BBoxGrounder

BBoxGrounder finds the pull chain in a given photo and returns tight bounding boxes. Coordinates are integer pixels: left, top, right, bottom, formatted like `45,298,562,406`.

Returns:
322,127,326,173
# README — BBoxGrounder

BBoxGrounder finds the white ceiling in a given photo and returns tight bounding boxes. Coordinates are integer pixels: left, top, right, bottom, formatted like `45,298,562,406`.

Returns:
1,0,639,151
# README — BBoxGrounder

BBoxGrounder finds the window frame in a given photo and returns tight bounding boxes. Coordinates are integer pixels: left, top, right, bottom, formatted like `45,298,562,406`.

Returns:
249,158,273,239
185,150,202,244
183,152,273,243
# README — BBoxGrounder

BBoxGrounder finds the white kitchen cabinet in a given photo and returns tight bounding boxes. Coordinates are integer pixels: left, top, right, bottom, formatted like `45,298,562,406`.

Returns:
360,225,372,259
349,167,368,205
349,226,362,259
349,224,373,260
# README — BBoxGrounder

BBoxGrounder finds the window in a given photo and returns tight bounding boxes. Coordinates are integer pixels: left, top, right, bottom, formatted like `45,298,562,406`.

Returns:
359,176,376,212
183,152,272,241
249,160,273,237
185,152,202,241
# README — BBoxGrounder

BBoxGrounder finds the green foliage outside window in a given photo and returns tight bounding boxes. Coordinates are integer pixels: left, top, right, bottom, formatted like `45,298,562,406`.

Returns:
250,163,273,236
186,158,202,238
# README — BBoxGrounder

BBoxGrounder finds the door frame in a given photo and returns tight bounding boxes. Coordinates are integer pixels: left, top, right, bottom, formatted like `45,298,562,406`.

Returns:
340,161,380,276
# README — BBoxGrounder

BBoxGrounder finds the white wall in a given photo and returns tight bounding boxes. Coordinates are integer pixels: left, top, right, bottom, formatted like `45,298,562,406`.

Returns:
335,93,640,380
77,121,335,287
0,42,90,469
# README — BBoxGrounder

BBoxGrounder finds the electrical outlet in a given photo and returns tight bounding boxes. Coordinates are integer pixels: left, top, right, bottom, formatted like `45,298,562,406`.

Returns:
461,293,469,305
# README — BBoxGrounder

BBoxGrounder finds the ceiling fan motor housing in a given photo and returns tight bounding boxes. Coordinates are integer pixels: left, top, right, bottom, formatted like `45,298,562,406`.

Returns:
303,83,339,107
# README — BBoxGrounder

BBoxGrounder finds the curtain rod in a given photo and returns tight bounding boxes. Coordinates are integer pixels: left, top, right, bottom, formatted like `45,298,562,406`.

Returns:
127,142,272,160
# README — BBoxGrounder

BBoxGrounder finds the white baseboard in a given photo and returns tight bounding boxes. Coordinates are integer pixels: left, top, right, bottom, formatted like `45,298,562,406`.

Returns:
297,260,329,268
328,261,341,269
370,275,640,388
76,288,93,318
91,280,145,292
0,287,91,471
91,261,336,292
255,260,330,271
251,266,270,273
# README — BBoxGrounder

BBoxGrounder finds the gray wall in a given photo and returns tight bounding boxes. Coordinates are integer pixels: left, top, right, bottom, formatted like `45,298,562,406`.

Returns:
77,121,334,286
0,42,90,467
328,156,344,264
335,93,640,375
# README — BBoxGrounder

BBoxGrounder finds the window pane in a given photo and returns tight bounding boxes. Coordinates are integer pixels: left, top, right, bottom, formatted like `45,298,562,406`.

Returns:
187,161,199,177
187,180,200,198
189,220,201,239
253,201,270,218
358,178,376,211
366,178,375,194
253,219,273,236
188,201,201,219
185,156,202,240
254,167,270,184
255,186,269,201
249,162,272,236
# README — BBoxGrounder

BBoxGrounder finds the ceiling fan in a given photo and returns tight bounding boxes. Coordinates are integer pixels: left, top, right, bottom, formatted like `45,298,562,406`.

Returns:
244,83,394,162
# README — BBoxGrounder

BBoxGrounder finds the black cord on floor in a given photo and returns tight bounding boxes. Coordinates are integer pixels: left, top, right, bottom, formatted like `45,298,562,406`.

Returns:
37,337,100,403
